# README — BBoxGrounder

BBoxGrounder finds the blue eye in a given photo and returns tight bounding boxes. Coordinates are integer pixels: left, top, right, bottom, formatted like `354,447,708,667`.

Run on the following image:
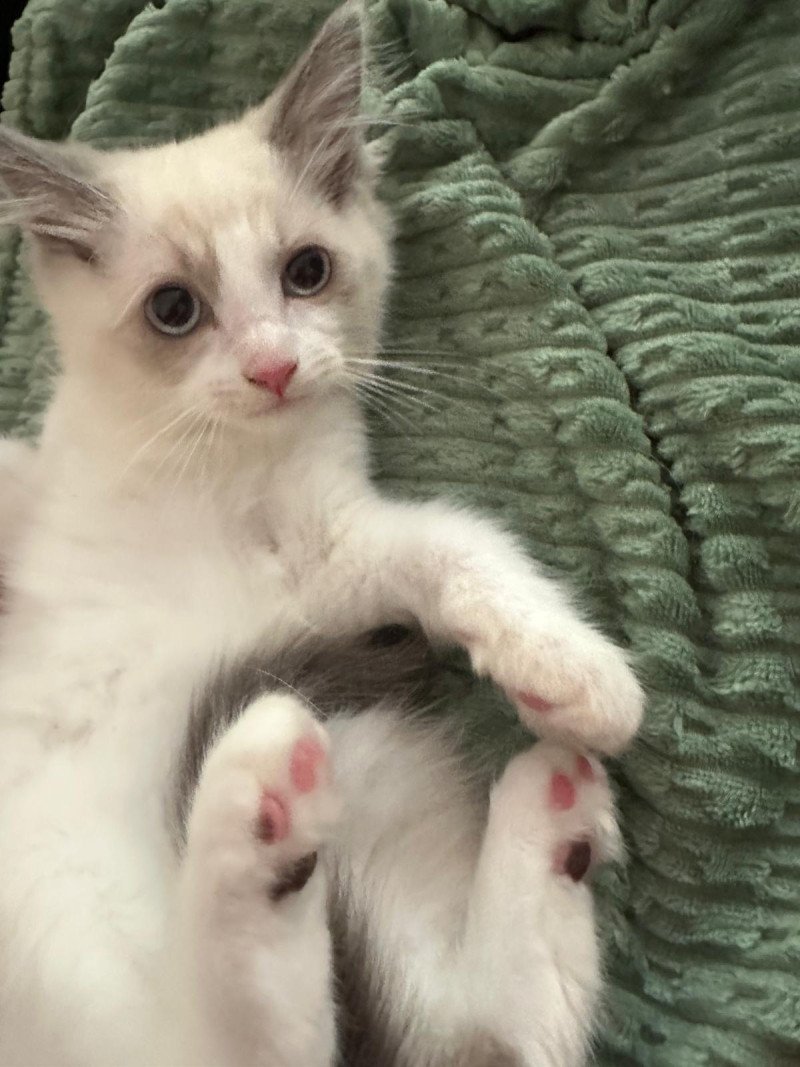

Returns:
145,285,201,336
282,246,331,297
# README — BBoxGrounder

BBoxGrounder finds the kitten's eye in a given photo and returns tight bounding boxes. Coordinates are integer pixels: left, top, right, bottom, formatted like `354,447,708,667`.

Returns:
282,246,331,298
145,285,201,336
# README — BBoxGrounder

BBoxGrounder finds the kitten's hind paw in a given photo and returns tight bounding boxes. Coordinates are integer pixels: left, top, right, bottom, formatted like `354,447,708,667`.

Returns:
185,694,338,900
491,742,622,883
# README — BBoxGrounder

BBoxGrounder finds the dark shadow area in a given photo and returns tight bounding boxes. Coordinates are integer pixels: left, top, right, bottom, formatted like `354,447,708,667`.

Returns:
0,0,29,102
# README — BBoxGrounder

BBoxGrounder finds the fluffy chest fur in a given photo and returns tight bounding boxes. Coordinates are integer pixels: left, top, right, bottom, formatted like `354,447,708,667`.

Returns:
0,401,384,804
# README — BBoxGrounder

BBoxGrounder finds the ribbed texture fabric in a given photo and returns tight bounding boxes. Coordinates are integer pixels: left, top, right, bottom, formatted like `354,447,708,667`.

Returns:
1,1,798,1063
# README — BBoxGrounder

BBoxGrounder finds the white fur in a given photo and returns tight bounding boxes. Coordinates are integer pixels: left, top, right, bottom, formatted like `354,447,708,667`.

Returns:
0,438,38,574
171,696,337,1067
0,9,643,1065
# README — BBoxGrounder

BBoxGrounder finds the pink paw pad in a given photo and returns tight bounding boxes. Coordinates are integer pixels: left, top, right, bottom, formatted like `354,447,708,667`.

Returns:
289,737,326,794
517,691,555,714
576,755,595,781
257,792,290,843
549,772,576,811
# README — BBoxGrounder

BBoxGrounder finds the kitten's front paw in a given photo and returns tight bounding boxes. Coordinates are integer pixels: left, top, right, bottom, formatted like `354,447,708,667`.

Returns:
465,617,644,755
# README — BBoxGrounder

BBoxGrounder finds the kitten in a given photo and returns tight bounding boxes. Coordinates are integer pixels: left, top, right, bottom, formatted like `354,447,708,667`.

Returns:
0,5,643,1066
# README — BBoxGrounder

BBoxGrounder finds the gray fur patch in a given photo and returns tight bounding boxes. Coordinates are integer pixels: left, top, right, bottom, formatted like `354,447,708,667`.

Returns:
329,897,397,1066
171,625,434,848
330,894,522,1067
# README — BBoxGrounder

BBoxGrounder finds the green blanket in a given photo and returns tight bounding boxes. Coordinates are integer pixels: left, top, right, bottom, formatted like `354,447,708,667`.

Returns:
2,1,799,1063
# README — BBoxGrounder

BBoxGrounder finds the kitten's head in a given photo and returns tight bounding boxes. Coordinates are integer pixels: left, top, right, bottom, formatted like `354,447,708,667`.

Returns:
0,4,389,430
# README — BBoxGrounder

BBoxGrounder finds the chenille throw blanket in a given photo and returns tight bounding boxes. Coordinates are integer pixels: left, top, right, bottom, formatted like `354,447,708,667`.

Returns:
1,0,798,1063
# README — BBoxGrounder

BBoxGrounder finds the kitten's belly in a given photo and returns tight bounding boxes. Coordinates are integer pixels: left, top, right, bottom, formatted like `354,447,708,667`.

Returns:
0,535,335,1044
0,542,312,791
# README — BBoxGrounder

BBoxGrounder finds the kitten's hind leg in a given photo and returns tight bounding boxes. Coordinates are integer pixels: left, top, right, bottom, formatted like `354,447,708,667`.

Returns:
330,712,619,1067
462,742,621,1066
0,438,37,576
174,693,338,1067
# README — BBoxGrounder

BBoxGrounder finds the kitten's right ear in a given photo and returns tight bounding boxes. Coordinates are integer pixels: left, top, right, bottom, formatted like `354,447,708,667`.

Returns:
257,3,367,206
0,127,115,263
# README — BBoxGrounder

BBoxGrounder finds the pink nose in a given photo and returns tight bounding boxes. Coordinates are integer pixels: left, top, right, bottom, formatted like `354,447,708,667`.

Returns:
246,360,298,398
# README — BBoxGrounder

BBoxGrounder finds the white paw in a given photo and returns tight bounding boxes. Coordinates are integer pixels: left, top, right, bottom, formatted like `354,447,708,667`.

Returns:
491,742,622,880
186,694,338,898
464,614,644,755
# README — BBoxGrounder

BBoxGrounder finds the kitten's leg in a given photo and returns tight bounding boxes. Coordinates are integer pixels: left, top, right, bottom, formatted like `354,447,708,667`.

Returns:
339,499,643,754
0,438,37,589
172,693,338,1067
0,697,336,1067
460,743,621,1065
330,711,619,1067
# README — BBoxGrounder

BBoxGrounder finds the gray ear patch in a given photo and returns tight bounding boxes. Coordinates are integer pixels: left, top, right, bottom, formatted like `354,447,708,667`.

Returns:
266,4,365,205
0,127,114,261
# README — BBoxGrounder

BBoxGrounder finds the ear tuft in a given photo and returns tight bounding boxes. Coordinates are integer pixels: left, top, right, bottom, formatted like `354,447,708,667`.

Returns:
264,3,366,205
0,127,115,262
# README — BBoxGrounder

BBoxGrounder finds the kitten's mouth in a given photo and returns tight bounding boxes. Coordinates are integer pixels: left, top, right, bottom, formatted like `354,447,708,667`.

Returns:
213,390,306,422
258,393,302,415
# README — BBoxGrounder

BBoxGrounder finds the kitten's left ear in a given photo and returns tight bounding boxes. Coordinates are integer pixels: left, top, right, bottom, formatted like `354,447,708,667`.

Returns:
0,127,115,262
258,3,368,205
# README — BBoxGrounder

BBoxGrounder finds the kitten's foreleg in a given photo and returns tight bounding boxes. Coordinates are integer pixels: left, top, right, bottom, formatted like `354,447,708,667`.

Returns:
172,693,338,1067
349,499,643,754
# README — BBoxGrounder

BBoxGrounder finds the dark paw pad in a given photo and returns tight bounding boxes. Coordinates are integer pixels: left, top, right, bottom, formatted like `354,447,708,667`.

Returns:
269,852,318,901
564,840,592,882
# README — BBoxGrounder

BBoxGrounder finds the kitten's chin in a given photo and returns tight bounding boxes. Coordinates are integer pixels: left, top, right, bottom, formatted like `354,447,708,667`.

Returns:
208,391,311,429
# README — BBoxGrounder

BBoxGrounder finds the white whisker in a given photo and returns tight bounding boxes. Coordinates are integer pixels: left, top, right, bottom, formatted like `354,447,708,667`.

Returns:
355,374,441,415
171,414,212,495
346,355,498,399
148,410,206,494
115,405,202,483
348,379,418,431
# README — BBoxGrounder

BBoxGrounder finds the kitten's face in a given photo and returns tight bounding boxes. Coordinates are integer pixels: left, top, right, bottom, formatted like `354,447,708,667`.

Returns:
53,121,389,425
0,4,389,429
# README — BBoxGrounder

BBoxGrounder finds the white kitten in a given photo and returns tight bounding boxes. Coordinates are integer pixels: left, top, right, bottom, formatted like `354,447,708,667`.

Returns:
0,5,643,1066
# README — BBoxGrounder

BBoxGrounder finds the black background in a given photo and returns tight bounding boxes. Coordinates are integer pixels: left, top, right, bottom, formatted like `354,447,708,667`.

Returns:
1,1,29,102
